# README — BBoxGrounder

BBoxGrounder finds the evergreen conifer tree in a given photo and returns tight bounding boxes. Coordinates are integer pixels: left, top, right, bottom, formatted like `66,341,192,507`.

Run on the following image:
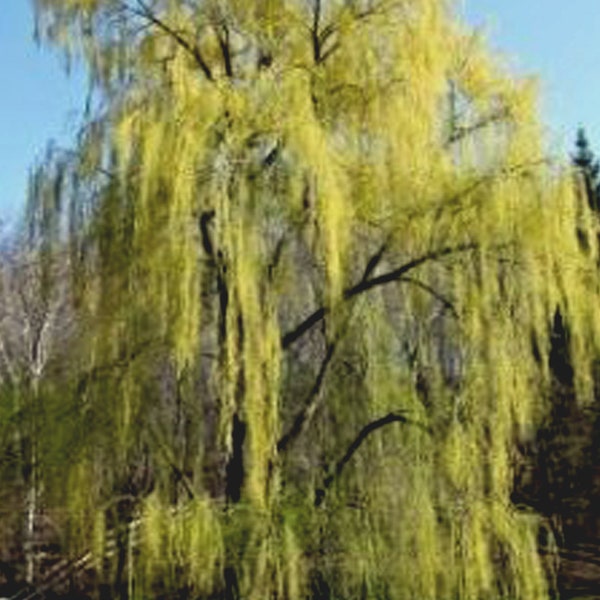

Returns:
572,127,600,212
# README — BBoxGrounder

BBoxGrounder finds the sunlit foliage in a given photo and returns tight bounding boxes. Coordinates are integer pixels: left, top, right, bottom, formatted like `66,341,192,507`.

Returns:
15,0,600,597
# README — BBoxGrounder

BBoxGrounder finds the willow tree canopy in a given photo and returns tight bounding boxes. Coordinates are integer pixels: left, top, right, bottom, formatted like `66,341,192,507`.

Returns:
21,0,600,598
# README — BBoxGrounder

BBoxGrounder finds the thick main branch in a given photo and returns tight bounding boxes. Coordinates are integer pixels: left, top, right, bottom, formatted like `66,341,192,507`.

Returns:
277,340,337,453
315,412,431,507
281,243,476,349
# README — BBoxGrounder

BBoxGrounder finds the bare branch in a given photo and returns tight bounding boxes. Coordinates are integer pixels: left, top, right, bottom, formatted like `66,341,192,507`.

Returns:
267,234,287,281
214,21,233,78
277,340,337,453
125,0,214,81
311,0,323,64
281,306,326,350
277,238,397,454
282,243,477,349
446,106,511,146
314,411,431,506
361,240,388,281
347,243,477,298
199,209,216,257
318,41,340,64
313,1,390,65
398,275,459,319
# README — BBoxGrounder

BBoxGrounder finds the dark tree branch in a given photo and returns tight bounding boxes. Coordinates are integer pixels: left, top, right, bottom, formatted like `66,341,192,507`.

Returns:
318,22,336,47
313,2,387,65
127,0,214,81
199,209,216,256
281,306,326,349
345,243,476,298
282,243,477,349
276,242,394,454
399,275,459,319
199,210,229,343
311,0,322,64
75,338,156,397
318,42,340,64
267,233,287,281
315,412,431,507
149,426,196,501
446,106,511,146
277,340,337,453
361,241,388,281
215,22,233,78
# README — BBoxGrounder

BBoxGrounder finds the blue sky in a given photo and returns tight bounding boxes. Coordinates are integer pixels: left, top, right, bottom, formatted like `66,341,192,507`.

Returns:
459,0,600,155
0,1,85,229
2,1,600,227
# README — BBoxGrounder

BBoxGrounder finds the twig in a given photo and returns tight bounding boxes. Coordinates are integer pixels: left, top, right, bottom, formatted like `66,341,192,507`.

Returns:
399,275,459,319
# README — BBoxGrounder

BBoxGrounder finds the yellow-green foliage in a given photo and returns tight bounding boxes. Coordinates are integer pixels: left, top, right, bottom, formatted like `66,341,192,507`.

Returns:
139,493,223,596
26,0,600,599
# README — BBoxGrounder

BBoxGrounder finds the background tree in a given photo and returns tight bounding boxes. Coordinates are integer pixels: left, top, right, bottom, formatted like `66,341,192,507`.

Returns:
572,127,600,213
0,217,73,590
506,128,600,596
9,0,600,598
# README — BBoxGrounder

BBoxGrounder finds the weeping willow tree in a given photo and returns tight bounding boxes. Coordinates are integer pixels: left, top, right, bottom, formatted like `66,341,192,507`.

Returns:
20,0,600,598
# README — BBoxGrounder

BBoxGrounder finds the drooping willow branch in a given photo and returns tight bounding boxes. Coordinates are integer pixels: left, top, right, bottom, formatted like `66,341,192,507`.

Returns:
281,242,477,350
314,412,431,507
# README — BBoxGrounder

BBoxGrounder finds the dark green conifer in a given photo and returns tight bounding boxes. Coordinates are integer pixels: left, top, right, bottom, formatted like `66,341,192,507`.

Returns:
572,127,600,212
